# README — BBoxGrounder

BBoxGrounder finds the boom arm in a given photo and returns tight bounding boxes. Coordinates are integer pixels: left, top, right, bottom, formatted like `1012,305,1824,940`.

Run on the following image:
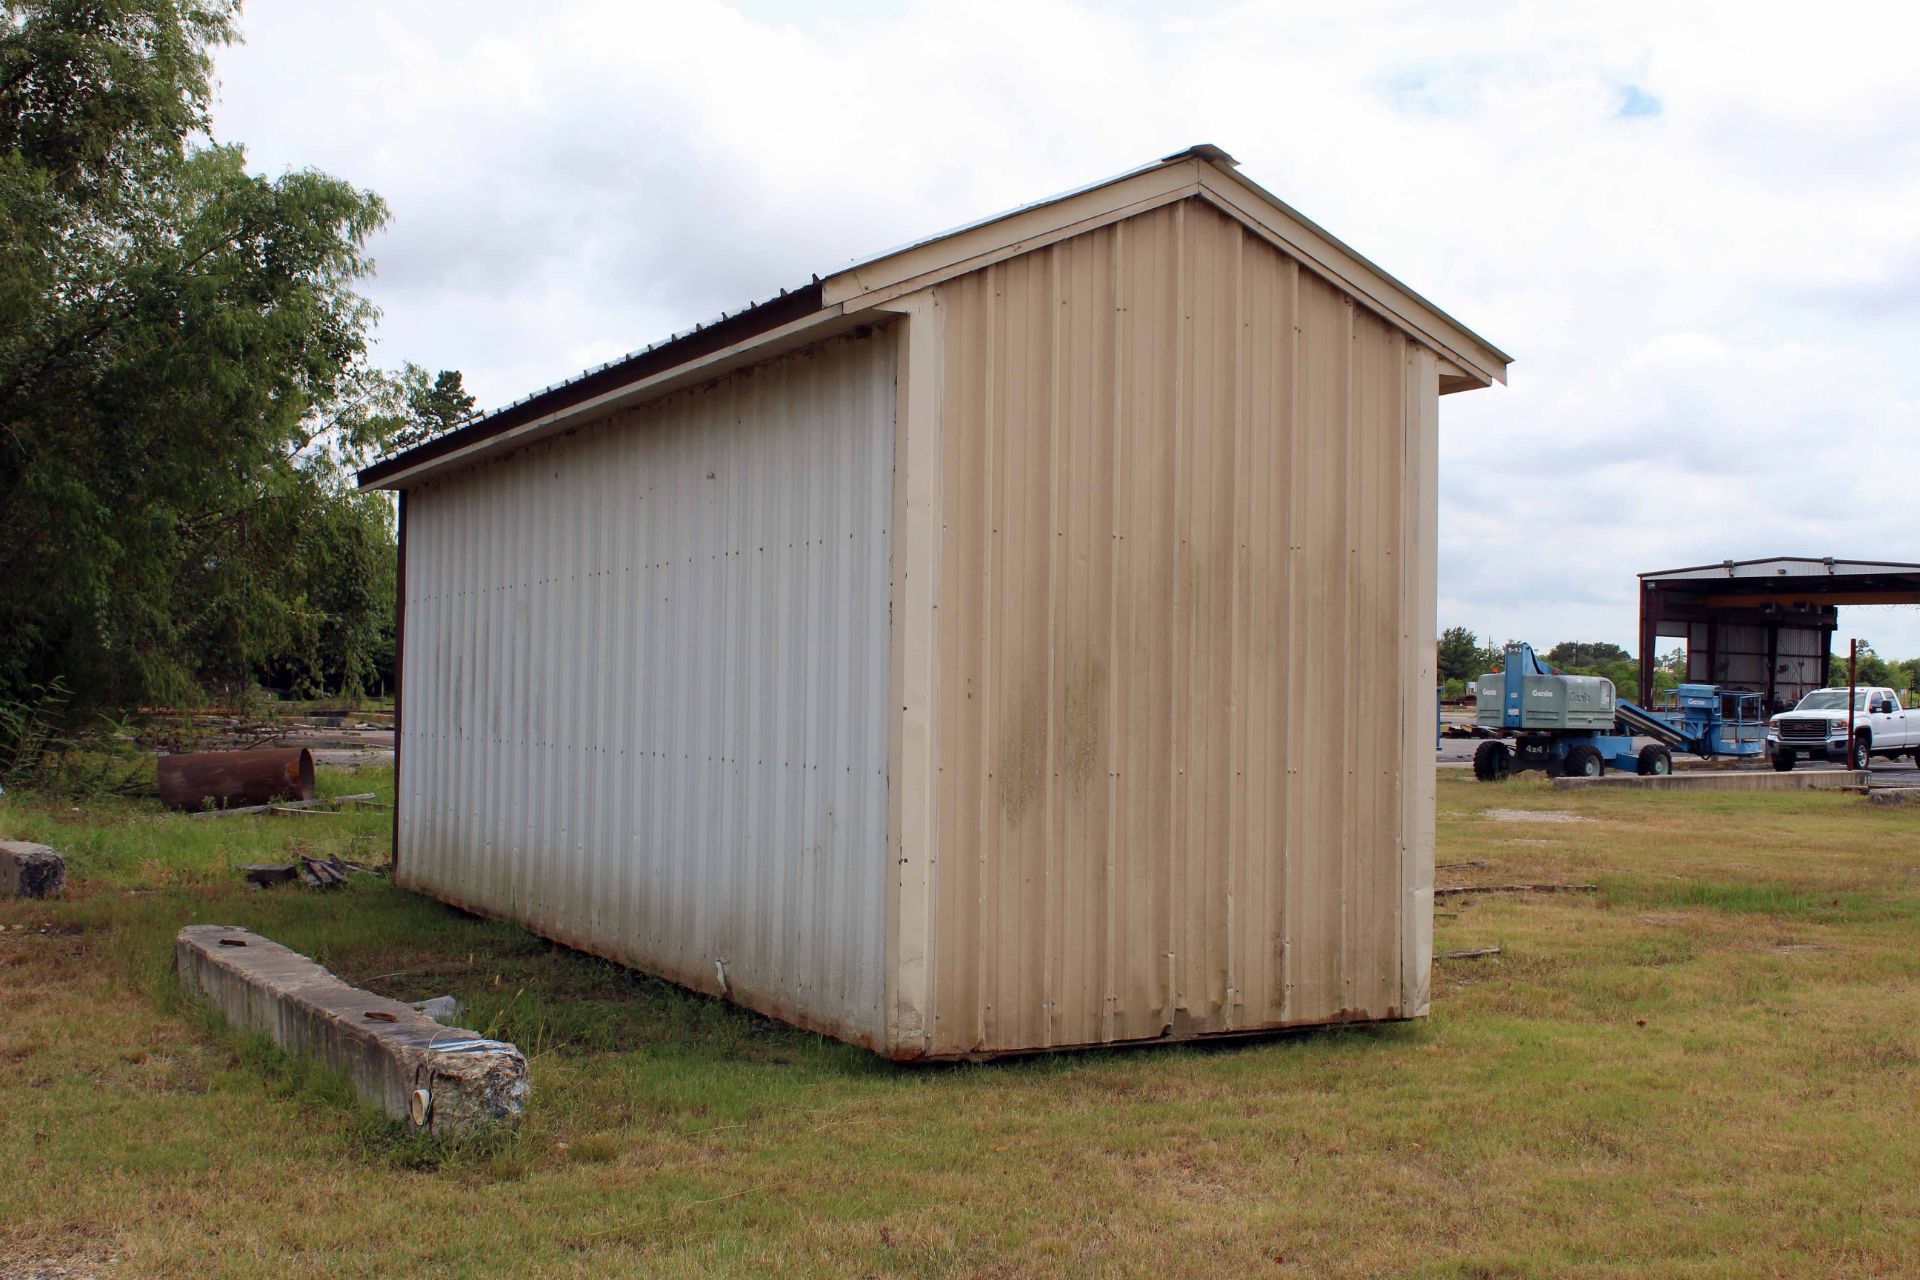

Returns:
1615,699,1688,747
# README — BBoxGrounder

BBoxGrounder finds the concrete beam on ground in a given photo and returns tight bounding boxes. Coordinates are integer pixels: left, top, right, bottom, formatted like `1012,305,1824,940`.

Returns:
175,924,527,1135
1552,770,1869,793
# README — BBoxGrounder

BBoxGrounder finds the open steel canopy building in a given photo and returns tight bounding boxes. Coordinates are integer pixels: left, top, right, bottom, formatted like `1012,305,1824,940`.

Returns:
1638,557,1920,712
359,145,1510,1059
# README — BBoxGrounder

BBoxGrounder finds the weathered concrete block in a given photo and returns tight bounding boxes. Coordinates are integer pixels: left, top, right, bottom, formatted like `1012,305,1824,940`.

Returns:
0,841,67,899
175,925,526,1135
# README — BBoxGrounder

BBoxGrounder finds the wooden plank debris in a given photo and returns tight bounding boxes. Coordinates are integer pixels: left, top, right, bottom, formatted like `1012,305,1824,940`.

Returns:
187,792,377,820
243,855,380,891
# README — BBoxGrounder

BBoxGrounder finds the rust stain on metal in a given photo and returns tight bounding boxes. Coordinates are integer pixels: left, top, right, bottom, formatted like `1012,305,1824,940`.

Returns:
1061,654,1105,793
996,685,1048,825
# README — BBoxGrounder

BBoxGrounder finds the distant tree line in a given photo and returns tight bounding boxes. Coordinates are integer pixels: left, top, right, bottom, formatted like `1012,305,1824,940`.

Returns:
1829,642,1920,695
1441,627,1920,703
0,1,473,733
1441,627,1684,701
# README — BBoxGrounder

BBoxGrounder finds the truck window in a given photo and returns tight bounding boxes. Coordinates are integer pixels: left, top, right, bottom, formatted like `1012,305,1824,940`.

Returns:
1793,690,1871,713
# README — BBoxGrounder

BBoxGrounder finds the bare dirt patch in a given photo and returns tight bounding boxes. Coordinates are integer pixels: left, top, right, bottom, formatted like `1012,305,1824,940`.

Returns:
1486,809,1593,824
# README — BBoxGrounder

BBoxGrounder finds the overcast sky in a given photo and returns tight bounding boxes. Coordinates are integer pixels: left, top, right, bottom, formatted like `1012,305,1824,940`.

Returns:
209,0,1920,657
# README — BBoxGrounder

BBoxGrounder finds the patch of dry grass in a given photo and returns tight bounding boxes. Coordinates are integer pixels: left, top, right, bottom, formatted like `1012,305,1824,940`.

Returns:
3,768,1919,1277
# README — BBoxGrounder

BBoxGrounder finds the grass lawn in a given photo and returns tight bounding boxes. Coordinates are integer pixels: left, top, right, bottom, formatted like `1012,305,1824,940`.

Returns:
4,767,1919,1278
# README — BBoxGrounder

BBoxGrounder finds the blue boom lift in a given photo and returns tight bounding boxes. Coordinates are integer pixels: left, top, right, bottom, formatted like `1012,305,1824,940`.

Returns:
1470,642,1766,781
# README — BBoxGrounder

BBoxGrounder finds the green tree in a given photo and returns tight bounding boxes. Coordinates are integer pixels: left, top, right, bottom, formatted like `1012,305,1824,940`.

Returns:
1437,626,1490,683
387,365,476,452
0,1,409,708
1895,658,1920,697
1829,641,1895,691
1546,640,1631,669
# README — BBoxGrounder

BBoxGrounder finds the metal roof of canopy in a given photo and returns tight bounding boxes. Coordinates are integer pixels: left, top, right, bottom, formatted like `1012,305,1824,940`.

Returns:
1640,557,1920,606
357,144,1511,491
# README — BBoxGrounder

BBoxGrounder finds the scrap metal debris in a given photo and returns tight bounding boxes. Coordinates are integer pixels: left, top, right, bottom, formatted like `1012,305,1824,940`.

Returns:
243,855,379,891
1435,883,1598,897
159,747,316,811
411,995,461,1023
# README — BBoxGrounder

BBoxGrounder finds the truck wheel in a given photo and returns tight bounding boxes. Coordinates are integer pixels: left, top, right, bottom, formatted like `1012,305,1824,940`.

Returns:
1770,747,1797,772
1565,744,1604,778
1472,740,1513,782
1852,733,1871,770
1636,745,1672,776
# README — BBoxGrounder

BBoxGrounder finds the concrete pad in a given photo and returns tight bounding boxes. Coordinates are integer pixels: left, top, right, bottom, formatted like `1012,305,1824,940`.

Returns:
0,841,67,899
1553,770,1868,793
175,925,526,1135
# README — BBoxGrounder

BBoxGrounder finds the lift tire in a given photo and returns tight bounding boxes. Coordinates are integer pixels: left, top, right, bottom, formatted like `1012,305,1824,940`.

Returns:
1564,744,1604,778
1771,748,1797,772
1636,744,1673,777
1472,740,1513,782
1852,734,1871,770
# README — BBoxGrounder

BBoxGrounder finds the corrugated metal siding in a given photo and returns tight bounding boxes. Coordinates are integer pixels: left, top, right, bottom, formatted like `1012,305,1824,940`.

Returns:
922,199,1427,1056
399,330,896,1046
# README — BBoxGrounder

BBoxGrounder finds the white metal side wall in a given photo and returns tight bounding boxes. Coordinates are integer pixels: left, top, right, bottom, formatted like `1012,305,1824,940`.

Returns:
399,331,896,1046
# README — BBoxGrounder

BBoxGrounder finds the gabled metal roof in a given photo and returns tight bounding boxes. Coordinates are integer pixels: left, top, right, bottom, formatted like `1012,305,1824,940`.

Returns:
359,150,1230,490
356,282,826,488
359,144,1509,490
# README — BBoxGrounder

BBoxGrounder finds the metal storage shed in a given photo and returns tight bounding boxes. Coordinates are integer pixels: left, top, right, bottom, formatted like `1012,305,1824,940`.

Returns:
359,145,1510,1059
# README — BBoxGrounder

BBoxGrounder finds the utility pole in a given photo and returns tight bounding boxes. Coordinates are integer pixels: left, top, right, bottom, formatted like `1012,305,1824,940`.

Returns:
1847,639,1859,770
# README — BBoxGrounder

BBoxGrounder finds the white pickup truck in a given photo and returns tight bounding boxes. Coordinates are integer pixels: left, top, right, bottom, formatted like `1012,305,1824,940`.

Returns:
1767,687,1920,770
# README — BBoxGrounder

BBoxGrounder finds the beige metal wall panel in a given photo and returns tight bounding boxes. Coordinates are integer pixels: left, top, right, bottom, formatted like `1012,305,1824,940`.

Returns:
399,331,896,1048
1400,346,1439,1017
921,199,1431,1057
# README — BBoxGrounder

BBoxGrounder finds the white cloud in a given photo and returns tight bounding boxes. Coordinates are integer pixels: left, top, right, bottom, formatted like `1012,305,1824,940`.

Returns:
212,0,1920,655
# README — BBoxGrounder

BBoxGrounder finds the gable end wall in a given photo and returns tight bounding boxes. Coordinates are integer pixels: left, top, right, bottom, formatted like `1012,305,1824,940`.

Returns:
910,198,1435,1056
